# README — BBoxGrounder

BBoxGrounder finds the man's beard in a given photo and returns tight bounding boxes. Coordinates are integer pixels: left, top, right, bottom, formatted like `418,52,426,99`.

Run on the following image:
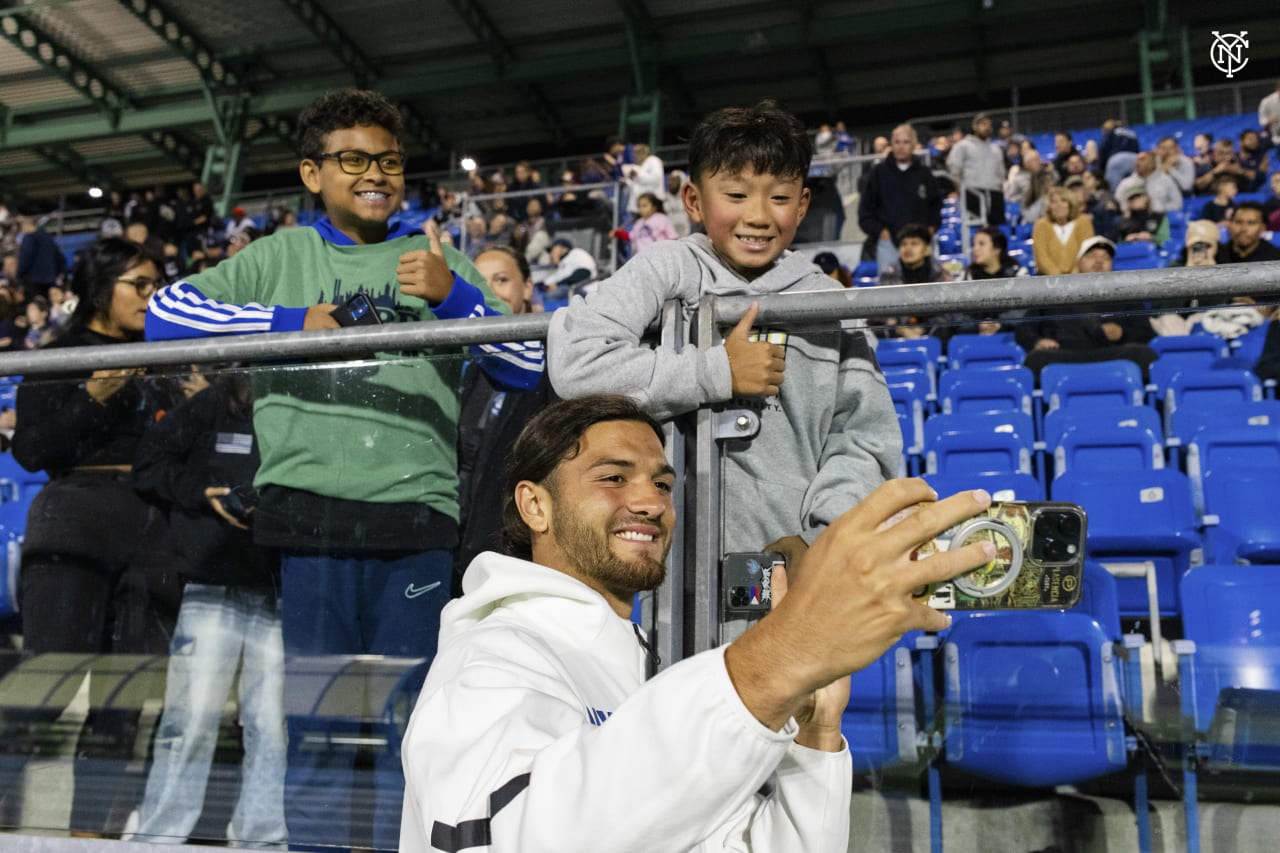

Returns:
551,507,668,599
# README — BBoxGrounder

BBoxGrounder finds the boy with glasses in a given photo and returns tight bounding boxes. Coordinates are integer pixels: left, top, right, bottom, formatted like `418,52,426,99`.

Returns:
145,89,541,851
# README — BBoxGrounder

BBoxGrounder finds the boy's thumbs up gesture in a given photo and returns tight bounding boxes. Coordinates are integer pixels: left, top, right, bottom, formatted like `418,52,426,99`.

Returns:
397,220,456,305
724,301,785,397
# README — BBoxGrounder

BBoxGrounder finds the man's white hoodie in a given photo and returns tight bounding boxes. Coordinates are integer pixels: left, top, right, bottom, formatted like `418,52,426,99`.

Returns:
400,552,851,852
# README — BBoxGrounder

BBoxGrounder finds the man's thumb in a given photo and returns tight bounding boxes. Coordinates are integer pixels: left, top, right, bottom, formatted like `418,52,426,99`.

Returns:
730,301,759,339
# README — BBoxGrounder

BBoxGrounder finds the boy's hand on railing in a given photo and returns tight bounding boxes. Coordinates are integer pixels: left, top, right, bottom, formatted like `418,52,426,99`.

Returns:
304,304,341,330
725,301,785,397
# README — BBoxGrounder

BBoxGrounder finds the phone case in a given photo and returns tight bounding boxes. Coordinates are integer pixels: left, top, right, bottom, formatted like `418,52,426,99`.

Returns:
722,552,785,615
330,293,381,327
916,501,1087,610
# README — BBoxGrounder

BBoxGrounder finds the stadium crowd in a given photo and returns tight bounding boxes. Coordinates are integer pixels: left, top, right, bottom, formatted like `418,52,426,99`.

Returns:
0,82,1279,851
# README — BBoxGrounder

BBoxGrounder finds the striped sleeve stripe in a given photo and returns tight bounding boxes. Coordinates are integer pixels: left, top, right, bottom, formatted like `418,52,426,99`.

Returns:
475,342,544,366
148,298,274,334
430,772,531,852
159,283,275,324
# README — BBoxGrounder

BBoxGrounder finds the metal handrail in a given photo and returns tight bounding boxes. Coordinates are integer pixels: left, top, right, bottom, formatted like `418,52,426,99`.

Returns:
2,261,1278,377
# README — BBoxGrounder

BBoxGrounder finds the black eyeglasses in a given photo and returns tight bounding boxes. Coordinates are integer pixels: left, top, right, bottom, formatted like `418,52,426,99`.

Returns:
117,276,162,296
312,149,406,176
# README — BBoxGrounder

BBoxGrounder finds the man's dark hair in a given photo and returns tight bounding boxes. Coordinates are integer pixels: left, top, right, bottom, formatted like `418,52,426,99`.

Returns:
1234,201,1266,220
1214,172,1240,190
687,99,811,183
501,395,665,560
896,223,932,245
297,89,404,160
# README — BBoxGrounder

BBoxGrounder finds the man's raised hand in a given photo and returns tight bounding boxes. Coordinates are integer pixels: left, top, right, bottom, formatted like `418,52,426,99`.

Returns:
725,479,998,731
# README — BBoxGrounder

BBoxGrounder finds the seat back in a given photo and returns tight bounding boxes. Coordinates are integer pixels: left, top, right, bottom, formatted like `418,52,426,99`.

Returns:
1041,360,1145,413
877,338,941,397
1052,420,1164,479
942,611,1127,786
888,378,929,458
843,632,924,772
1186,425,1280,515
1201,468,1280,564
1167,399,1280,449
1179,564,1280,738
1053,469,1200,617
1042,406,1162,454
926,430,1032,476
1165,368,1263,431
947,337,1026,370
923,471,1045,502
1111,242,1161,271
1150,333,1230,362
938,366,1034,416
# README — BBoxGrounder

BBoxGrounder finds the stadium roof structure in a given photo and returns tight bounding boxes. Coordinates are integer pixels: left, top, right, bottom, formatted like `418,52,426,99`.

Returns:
0,0,1276,204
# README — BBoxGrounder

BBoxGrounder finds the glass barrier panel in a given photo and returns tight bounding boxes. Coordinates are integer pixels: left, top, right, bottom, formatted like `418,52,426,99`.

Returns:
714,301,1280,850
0,348,519,851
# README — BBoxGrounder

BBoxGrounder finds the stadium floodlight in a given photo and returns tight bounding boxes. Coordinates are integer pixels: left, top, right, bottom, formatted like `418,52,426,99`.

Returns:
459,156,477,172
87,186,104,199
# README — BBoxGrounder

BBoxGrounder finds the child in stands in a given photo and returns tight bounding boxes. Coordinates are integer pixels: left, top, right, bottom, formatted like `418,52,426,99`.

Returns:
549,99,899,569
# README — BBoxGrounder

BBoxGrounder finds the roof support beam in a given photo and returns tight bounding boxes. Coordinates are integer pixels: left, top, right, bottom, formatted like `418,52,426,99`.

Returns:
144,129,206,177
0,13,132,121
279,0,377,88
445,0,572,145
116,0,242,90
33,144,123,193
615,0,698,129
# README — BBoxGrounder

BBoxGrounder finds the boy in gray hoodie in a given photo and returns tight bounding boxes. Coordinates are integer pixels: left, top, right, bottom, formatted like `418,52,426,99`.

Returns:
548,100,900,560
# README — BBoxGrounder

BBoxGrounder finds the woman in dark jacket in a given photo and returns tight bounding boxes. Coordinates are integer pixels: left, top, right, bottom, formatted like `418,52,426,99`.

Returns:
11,237,183,835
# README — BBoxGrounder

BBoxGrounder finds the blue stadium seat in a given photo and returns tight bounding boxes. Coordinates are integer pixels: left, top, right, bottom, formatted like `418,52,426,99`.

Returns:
1176,563,1280,832
1166,399,1280,466
1200,468,1280,564
1163,368,1263,436
937,366,1034,416
843,632,929,772
939,611,1131,786
0,452,45,536
1042,406,1163,458
877,337,943,398
888,378,929,473
946,337,1026,370
1230,320,1271,365
1111,241,1162,271
1051,418,1164,479
924,470,1045,501
1053,469,1199,618
925,410,1040,478
0,527,21,618
1184,425,1280,513
1150,333,1229,363
853,260,878,285
1041,360,1145,413
925,428,1033,477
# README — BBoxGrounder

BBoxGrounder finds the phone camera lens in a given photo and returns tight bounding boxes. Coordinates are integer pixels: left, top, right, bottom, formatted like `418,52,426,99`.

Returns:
1057,513,1081,538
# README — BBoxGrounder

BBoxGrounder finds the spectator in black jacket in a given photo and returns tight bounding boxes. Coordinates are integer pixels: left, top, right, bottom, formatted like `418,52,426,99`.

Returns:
11,237,183,835
857,124,941,272
1023,236,1158,377
127,371,286,848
